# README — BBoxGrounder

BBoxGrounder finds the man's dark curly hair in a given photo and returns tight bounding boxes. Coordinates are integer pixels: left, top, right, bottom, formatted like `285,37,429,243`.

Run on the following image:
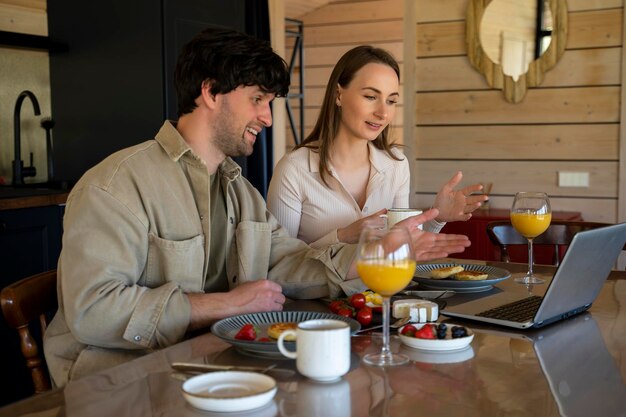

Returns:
174,27,290,117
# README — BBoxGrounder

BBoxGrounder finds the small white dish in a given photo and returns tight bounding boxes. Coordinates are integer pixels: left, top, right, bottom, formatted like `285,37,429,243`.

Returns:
182,371,277,413
398,323,474,351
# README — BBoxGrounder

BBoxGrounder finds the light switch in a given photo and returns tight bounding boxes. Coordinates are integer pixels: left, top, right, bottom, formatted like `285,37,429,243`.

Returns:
558,171,589,187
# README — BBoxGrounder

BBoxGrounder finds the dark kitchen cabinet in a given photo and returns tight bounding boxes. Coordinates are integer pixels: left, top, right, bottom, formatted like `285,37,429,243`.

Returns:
48,0,273,196
0,204,64,406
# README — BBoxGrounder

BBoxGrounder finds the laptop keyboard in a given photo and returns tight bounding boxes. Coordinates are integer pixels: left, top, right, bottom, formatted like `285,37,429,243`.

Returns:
477,295,543,322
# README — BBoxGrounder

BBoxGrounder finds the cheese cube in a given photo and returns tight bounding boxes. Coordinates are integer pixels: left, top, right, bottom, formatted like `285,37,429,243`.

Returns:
392,299,439,322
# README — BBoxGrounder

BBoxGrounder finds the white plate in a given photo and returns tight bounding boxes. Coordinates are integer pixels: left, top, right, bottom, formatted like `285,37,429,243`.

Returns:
413,263,511,293
182,371,277,413
398,323,474,351
211,311,360,357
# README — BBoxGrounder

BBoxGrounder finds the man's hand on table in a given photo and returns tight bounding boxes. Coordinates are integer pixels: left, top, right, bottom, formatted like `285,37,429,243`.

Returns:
187,280,285,331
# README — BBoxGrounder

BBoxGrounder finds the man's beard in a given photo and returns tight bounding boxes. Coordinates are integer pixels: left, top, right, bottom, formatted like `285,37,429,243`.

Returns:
213,99,254,157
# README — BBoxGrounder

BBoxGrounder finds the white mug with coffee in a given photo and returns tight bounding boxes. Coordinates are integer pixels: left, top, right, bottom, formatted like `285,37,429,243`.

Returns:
277,319,350,382
382,208,423,230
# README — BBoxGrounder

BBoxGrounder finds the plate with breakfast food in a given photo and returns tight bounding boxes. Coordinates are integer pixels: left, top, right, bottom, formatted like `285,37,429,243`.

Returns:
211,311,360,357
398,322,474,352
413,263,511,292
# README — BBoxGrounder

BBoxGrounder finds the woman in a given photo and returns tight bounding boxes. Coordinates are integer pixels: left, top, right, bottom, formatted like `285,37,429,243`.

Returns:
267,45,485,248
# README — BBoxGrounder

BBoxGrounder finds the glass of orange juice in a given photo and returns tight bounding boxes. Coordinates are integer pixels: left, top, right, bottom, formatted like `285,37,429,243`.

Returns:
356,225,415,366
510,192,552,284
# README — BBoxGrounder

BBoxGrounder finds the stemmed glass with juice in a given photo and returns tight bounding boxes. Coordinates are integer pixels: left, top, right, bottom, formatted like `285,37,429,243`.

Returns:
356,225,415,366
510,192,552,284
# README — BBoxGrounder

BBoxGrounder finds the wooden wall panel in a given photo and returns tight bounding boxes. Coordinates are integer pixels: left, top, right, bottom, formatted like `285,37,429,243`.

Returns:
416,86,620,125
568,0,623,12
416,0,466,23
413,1,624,223
417,21,466,57
302,0,403,24
0,2,46,35
415,9,623,57
568,9,623,49
414,0,623,24
0,0,45,9
304,20,403,46
416,124,618,160
414,161,618,198
417,48,621,91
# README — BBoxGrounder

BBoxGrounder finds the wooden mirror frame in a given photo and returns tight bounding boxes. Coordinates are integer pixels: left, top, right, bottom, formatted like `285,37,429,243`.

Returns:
466,0,568,103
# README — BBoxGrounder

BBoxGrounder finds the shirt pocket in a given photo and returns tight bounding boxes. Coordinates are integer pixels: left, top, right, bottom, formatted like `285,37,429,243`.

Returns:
235,221,271,282
147,233,205,291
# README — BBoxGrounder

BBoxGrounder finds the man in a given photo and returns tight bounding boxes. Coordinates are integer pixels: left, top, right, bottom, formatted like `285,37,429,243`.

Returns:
44,28,470,387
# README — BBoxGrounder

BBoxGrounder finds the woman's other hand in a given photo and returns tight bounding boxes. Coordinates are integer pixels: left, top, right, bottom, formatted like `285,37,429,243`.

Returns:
395,208,471,261
433,171,487,223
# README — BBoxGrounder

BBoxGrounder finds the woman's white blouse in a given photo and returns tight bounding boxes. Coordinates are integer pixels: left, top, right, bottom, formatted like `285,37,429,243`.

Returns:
267,144,443,248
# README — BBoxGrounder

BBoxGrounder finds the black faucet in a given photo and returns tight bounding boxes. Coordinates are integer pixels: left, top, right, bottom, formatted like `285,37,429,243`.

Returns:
12,90,40,185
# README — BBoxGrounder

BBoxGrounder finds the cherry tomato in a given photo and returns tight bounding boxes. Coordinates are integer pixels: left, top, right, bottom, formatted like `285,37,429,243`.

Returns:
400,324,417,337
329,300,347,314
349,293,366,309
337,307,354,318
356,306,373,326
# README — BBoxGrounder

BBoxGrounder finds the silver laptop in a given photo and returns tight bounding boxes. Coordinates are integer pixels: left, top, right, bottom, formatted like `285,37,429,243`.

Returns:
442,222,626,329
474,313,626,416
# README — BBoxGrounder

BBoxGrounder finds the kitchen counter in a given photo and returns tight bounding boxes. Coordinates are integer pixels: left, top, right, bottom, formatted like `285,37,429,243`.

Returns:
0,187,69,210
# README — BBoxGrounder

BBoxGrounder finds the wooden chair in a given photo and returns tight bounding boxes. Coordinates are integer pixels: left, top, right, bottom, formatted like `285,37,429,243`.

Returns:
486,220,618,266
1,270,57,394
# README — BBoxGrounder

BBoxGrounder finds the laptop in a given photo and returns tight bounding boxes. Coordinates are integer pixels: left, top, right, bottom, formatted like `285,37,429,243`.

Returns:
474,313,626,416
442,222,626,329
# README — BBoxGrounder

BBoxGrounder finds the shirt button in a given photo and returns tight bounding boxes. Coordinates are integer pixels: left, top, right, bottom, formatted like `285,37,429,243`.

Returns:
229,217,234,224
134,335,142,342
232,275,237,283
200,215,204,220
363,206,368,213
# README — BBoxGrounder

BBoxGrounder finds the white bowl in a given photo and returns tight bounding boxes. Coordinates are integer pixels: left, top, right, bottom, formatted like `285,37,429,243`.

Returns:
398,323,474,351
182,371,277,412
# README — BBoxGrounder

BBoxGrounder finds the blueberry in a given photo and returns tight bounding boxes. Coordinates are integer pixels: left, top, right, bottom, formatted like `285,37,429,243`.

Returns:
437,330,447,339
451,326,467,338
437,323,447,331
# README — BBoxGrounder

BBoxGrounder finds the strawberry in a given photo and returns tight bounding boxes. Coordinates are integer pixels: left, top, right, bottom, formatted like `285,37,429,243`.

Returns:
234,323,257,341
400,324,418,337
414,324,436,339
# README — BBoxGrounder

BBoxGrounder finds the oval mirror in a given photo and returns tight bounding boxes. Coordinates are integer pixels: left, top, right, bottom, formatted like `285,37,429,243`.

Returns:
467,0,568,103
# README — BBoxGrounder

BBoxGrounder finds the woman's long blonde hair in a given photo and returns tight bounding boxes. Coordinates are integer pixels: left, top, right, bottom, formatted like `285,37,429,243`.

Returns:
296,45,402,186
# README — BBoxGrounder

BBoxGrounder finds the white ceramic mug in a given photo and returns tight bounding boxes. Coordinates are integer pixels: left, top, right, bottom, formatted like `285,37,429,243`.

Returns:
382,208,423,230
277,319,350,382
